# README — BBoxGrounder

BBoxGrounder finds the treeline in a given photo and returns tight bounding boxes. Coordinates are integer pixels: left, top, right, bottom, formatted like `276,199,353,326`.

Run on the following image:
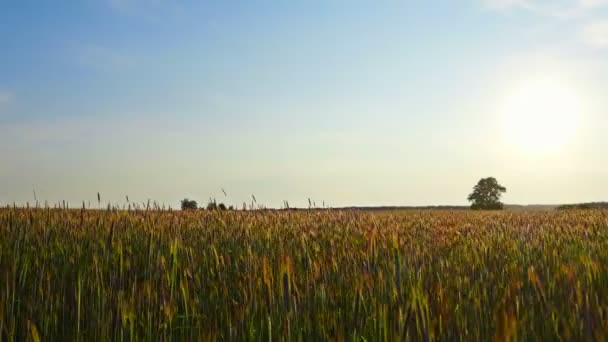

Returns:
333,206,470,211
180,199,235,211
557,202,608,210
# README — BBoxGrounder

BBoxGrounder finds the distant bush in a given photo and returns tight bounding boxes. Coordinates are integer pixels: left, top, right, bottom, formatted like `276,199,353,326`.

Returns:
180,198,198,210
206,200,228,211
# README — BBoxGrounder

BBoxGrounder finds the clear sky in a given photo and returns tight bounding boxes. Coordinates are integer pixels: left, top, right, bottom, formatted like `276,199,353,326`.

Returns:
1,0,607,208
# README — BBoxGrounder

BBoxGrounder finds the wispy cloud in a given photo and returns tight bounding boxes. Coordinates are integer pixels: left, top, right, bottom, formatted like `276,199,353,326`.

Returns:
482,0,529,10
579,0,608,9
482,0,608,17
581,20,608,48
482,0,608,49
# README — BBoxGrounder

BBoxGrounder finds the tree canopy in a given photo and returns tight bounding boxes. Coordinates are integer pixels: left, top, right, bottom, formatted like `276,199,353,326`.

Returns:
468,177,507,210
180,198,198,210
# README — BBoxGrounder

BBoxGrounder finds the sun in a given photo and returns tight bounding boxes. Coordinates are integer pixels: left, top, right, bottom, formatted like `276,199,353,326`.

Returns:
500,78,582,155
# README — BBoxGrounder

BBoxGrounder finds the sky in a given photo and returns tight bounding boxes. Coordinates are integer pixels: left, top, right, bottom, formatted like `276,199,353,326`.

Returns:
1,0,607,208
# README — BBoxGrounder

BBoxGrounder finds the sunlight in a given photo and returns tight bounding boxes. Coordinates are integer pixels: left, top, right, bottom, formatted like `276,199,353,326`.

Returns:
500,78,582,155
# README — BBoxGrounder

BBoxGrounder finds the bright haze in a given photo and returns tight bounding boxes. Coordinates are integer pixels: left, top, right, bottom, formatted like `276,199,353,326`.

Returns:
1,1,607,208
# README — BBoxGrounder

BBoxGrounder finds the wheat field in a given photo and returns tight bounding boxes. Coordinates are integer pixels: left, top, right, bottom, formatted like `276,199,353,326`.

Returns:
1,207,607,340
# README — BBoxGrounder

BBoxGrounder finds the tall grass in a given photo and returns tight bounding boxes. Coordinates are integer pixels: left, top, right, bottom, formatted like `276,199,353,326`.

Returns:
1,207,608,340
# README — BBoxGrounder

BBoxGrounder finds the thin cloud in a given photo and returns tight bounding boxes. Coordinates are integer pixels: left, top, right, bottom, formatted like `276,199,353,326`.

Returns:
482,0,529,10
579,0,608,9
581,20,608,48
482,0,608,50
482,0,608,17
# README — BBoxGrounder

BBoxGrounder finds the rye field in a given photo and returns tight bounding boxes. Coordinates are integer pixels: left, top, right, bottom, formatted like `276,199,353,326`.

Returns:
1,207,608,341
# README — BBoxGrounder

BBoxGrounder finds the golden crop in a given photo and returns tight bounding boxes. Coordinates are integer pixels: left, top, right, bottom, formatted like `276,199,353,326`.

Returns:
1,208,607,340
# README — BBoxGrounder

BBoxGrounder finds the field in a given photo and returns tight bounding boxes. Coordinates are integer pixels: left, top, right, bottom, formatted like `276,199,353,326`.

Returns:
1,207,608,340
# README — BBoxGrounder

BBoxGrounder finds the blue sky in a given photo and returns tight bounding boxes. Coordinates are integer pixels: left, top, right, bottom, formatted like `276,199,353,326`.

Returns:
1,0,608,208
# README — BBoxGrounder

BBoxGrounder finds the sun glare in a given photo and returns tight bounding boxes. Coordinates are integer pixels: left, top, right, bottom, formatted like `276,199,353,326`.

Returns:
501,78,582,155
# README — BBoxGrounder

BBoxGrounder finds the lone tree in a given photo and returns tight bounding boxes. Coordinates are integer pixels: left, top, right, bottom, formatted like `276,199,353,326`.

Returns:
181,198,198,210
468,177,507,210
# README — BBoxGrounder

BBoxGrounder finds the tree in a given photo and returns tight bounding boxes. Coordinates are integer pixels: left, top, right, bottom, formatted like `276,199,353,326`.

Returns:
181,198,198,210
467,177,507,210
